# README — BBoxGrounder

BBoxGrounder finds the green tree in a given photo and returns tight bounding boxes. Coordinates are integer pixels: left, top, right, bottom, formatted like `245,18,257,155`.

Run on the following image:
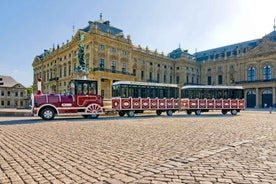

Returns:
27,86,33,95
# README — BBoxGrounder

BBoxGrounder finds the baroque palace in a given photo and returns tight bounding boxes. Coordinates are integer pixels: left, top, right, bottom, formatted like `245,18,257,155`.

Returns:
32,16,276,108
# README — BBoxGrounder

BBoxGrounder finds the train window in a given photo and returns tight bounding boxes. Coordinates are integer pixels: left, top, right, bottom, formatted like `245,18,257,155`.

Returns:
83,84,88,95
112,81,179,99
181,86,244,100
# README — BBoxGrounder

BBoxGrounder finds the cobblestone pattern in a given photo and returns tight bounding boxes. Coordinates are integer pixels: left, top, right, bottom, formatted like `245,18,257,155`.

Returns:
0,111,275,184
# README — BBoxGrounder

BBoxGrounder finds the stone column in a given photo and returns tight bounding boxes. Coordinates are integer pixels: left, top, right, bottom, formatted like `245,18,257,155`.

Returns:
255,87,260,108
273,87,276,107
109,79,113,99
97,78,102,97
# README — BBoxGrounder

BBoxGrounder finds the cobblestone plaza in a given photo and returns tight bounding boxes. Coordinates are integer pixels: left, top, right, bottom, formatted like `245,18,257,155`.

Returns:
0,111,275,183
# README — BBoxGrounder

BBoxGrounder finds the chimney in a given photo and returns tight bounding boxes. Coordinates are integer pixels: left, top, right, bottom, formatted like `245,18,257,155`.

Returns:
37,78,43,95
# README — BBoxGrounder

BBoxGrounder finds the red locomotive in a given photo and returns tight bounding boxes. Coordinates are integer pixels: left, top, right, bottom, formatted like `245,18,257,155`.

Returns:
31,78,104,120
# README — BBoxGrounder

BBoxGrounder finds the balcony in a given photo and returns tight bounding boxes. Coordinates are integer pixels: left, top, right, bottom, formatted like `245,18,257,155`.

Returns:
93,67,135,76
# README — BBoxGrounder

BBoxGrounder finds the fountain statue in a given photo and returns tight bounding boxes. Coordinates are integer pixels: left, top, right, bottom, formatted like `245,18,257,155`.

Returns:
75,34,89,79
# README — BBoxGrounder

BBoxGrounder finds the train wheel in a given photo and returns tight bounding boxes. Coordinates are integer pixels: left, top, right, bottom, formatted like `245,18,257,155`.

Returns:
127,111,135,117
231,109,238,115
85,104,103,119
90,114,99,119
166,110,173,116
195,110,201,116
186,110,192,115
221,110,228,115
40,107,55,120
118,111,125,117
156,110,162,116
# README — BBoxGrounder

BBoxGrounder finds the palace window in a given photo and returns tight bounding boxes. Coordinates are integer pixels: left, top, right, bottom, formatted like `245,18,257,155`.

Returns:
157,73,160,83
122,50,127,55
141,71,144,80
111,61,116,72
176,76,180,84
111,47,116,52
100,58,105,69
218,75,223,84
248,67,255,81
68,63,72,76
122,63,126,73
208,76,212,85
63,65,67,77
263,65,271,80
59,67,62,78
99,45,105,50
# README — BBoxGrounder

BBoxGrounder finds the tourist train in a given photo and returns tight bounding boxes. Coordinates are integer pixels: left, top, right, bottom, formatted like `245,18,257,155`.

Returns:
31,79,245,120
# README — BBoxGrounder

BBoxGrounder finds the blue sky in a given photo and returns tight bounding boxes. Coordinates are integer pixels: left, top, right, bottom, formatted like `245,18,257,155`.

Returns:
1,0,276,87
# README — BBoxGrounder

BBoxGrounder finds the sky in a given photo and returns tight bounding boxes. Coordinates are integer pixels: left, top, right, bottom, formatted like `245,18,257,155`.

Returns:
1,0,276,87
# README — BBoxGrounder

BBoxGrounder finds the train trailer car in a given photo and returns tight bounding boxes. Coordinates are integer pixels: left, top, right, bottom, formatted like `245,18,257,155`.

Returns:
31,78,104,120
111,81,180,117
180,85,246,115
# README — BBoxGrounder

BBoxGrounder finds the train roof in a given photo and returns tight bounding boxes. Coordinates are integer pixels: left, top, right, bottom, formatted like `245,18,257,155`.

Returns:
181,85,244,90
113,81,178,88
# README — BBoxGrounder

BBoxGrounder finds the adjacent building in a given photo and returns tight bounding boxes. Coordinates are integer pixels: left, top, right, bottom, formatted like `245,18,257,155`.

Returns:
0,75,28,108
32,16,276,108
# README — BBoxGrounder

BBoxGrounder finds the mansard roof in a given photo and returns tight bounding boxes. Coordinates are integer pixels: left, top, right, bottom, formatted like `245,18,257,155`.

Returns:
194,39,260,62
192,27,276,62
81,19,123,36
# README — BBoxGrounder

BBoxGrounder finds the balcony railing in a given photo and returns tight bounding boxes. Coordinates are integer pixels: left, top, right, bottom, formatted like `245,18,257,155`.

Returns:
93,67,136,76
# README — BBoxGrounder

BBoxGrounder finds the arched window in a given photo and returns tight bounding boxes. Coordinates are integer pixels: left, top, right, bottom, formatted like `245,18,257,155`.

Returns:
263,65,271,80
248,67,255,81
